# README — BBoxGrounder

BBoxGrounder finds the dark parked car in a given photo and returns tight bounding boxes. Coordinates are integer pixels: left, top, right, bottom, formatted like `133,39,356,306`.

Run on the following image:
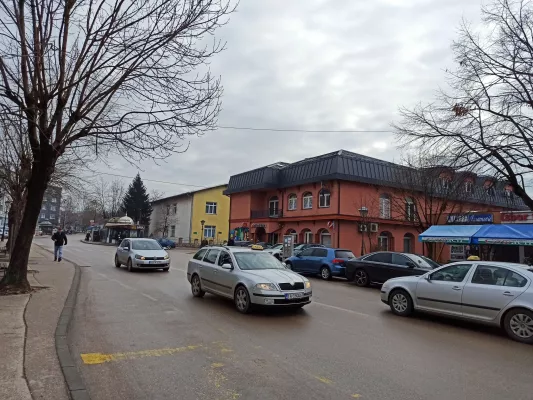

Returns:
156,238,176,249
345,252,437,287
285,247,356,280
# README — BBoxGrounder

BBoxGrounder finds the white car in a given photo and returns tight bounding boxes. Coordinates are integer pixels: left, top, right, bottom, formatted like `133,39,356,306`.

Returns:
381,261,533,344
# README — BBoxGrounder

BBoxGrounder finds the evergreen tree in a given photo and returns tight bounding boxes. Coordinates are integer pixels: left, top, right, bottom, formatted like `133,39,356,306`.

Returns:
121,174,152,225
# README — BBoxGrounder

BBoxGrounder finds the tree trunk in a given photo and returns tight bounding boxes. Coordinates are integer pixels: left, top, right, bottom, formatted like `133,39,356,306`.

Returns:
0,160,54,293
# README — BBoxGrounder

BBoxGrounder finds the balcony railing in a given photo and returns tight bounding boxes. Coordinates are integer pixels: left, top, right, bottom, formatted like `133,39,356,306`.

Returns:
251,209,283,219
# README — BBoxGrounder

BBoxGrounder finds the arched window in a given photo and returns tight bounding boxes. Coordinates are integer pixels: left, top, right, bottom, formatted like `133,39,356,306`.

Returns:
302,192,313,209
378,231,392,251
379,194,391,219
286,229,297,242
403,233,414,253
318,229,331,246
319,189,331,208
269,196,279,217
287,194,297,211
301,228,313,244
405,197,415,222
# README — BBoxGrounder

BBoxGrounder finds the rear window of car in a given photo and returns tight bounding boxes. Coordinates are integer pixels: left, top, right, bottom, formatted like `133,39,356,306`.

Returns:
335,250,355,259
193,248,207,260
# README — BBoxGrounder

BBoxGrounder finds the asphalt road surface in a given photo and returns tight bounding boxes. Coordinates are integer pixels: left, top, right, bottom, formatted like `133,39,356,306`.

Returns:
35,236,533,400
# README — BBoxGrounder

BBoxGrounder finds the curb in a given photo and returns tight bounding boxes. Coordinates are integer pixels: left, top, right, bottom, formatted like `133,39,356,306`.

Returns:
34,244,90,400
80,240,115,247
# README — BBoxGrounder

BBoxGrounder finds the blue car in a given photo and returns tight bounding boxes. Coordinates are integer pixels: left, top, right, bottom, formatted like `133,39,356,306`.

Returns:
157,238,176,248
285,247,356,280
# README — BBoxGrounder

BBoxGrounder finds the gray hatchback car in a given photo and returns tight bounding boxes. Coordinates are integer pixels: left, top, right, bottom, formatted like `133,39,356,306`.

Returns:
114,238,170,272
381,261,533,344
187,246,312,313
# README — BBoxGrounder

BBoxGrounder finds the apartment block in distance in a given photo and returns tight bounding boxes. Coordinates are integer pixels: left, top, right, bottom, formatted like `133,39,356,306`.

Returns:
38,185,63,234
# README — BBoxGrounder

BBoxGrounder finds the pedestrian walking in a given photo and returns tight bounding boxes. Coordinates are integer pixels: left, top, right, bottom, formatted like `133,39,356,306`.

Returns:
52,227,68,262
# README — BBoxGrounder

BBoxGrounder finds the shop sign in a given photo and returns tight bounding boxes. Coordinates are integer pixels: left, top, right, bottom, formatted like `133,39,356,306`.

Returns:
501,212,533,223
477,238,533,246
421,237,470,244
446,213,493,224
251,223,266,228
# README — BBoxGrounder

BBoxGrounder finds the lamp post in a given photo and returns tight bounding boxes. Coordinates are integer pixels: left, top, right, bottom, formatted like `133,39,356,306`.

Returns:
358,206,368,256
2,199,11,242
200,220,205,244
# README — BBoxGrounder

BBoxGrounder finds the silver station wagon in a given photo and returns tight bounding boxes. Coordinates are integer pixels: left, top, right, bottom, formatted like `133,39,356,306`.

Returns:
381,261,533,344
187,246,312,313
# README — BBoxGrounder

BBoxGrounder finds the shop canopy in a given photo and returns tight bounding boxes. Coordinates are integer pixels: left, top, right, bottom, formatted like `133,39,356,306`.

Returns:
472,224,533,246
419,225,483,244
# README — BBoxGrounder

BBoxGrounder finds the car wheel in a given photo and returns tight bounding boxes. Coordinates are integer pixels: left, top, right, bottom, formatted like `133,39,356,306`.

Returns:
354,269,369,287
234,285,252,314
114,255,121,268
503,308,533,344
191,274,205,298
320,266,332,280
285,261,293,270
127,258,135,272
162,267,170,272
389,289,413,317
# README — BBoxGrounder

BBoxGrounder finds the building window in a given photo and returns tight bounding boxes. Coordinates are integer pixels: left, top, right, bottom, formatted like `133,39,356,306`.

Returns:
487,185,495,197
172,204,177,214
269,196,279,217
303,230,313,244
51,197,57,203
41,205,46,210
50,205,56,211
170,225,176,237
302,192,313,209
287,194,297,211
50,213,56,220
319,189,330,208
379,194,391,219
465,181,473,194
40,213,46,219
378,232,390,251
203,225,216,238
205,202,217,215
405,198,415,222
319,229,331,246
403,234,414,253
441,178,450,191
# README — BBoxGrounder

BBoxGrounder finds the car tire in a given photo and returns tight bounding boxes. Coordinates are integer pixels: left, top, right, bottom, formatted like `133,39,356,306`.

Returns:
354,268,370,287
191,274,205,298
503,308,533,344
127,258,135,272
285,261,293,270
320,266,332,280
162,267,170,272
114,255,121,268
389,289,413,317
234,285,252,314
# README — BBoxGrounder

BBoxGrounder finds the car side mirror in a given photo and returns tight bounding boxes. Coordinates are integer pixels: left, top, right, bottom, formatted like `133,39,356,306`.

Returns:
124,246,130,251
406,262,416,269
221,263,233,270
425,274,431,281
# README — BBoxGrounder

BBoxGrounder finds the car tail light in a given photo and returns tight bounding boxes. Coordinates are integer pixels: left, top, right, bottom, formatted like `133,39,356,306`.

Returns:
332,258,344,265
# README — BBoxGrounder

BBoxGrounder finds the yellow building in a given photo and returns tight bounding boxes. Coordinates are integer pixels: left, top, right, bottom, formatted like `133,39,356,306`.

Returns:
190,184,230,244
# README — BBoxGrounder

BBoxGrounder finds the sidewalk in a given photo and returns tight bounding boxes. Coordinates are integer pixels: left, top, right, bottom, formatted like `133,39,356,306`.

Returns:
0,245,74,400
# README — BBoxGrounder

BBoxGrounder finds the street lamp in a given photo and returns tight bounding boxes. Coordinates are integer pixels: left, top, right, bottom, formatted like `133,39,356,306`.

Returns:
200,220,205,244
358,206,368,256
2,199,11,242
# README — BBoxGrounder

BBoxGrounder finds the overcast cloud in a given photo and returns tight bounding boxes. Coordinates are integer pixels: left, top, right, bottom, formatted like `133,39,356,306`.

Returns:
90,0,484,196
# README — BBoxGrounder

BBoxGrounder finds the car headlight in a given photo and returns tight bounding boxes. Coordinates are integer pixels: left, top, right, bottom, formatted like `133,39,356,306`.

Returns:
164,255,169,260
304,281,311,289
135,255,145,260
255,283,277,291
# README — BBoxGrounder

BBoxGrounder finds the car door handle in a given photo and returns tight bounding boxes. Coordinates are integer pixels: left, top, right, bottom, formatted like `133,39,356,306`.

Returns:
503,291,514,296
452,286,462,291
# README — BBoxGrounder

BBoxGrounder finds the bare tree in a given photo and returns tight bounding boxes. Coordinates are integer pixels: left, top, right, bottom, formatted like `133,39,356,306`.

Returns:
153,203,179,238
0,0,232,292
395,0,533,211
109,180,125,218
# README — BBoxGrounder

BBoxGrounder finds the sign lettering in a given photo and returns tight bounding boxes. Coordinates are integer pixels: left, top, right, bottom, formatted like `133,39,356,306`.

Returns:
446,214,493,224
501,212,532,223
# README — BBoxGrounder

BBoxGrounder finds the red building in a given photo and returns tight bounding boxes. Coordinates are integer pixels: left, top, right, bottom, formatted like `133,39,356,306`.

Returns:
225,150,524,259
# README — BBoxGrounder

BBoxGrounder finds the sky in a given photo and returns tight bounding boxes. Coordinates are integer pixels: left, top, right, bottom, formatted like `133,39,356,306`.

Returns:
89,0,485,197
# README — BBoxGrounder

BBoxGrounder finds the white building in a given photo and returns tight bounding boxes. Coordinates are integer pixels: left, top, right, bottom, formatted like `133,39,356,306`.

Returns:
149,193,193,243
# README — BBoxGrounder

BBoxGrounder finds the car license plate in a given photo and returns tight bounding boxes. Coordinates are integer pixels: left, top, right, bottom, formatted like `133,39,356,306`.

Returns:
285,292,304,300
149,260,163,264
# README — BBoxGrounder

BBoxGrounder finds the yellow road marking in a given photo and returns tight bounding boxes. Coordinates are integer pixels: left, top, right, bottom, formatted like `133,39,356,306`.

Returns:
315,376,333,385
352,395,362,398
211,362,224,368
81,344,203,365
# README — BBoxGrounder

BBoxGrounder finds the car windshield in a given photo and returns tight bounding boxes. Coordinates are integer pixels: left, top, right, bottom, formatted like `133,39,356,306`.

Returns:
131,240,162,250
234,252,286,270
416,255,440,269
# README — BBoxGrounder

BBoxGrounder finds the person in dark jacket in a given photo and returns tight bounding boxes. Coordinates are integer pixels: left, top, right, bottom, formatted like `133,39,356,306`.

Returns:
51,227,68,262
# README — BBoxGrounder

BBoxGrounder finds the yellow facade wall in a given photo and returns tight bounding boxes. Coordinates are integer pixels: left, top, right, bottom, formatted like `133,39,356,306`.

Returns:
190,185,230,244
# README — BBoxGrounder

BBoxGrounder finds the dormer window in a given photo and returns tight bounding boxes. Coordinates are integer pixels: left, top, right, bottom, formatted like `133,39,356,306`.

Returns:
465,181,473,194
441,178,450,191
487,186,495,197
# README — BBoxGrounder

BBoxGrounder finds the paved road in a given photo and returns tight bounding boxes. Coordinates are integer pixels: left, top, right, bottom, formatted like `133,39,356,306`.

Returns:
35,236,533,400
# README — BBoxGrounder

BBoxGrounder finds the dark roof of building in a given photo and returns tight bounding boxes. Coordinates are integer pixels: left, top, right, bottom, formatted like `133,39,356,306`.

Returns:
224,150,526,209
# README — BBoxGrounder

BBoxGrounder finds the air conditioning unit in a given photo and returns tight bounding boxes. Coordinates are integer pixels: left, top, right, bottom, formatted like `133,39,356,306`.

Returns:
359,224,368,232
370,223,379,233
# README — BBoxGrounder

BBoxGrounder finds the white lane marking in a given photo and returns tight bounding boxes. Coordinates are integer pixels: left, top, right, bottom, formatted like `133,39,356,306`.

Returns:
141,293,158,302
312,301,370,317
97,273,108,279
